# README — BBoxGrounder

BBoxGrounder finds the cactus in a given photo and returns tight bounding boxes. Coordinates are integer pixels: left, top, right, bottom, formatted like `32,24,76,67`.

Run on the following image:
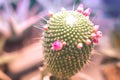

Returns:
43,4,102,80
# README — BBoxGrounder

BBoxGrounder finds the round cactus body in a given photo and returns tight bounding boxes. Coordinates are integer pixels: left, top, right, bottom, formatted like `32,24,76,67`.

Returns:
43,5,102,80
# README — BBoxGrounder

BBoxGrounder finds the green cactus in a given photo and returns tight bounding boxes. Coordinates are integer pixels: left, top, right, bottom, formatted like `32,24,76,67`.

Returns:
43,5,102,80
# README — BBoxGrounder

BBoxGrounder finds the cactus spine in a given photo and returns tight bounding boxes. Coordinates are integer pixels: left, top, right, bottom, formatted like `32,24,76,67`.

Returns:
43,4,102,80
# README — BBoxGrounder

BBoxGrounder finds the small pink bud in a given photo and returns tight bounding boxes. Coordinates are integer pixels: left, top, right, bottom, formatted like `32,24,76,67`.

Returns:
48,11,54,16
63,42,67,46
93,25,99,32
51,40,63,51
92,37,99,43
83,8,91,16
96,31,102,38
43,25,48,30
86,39,91,45
76,4,84,13
77,43,83,49
91,33,96,38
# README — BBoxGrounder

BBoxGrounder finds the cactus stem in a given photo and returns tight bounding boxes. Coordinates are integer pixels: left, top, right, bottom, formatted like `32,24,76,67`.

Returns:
43,4,103,79
50,76,71,80
91,33,96,38
92,37,99,43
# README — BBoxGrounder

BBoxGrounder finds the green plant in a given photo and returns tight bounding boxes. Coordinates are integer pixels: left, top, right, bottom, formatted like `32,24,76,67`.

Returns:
0,0,46,65
43,4,102,80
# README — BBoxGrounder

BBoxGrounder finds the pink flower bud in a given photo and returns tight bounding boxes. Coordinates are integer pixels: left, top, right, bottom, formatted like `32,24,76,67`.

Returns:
86,39,91,45
76,4,84,13
83,8,91,16
93,25,99,32
77,43,83,49
91,33,96,38
92,37,99,43
96,31,102,38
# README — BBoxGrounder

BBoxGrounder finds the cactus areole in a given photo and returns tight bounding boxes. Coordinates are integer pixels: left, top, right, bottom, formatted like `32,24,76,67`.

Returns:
43,4,102,79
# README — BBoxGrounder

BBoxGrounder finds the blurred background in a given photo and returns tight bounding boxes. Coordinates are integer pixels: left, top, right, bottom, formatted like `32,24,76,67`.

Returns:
0,0,120,80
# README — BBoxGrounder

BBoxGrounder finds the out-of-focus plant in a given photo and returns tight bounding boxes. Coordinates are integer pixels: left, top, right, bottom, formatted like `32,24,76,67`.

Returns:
0,0,47,39
0,0,48,64
98,0,120,58
103,0,120,58
110,20,120,49
108,19,120,58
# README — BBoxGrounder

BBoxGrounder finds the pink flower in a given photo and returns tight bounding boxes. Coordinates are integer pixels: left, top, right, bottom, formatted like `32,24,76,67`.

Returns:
92,37,99,43
51,40,63,51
